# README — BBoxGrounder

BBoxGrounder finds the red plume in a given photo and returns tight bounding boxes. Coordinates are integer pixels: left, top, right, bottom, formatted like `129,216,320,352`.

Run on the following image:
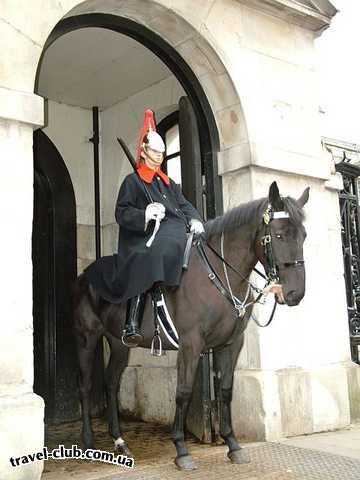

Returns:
136,109,157,164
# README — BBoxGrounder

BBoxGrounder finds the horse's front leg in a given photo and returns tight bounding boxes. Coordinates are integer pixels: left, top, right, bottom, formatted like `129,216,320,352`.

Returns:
104,335,132,456
172,338,203,471
214,333,251,464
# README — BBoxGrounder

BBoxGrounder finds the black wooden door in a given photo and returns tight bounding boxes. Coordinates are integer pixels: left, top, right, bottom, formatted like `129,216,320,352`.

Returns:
33,170,55,414
178,97,214,443
33,130,105,424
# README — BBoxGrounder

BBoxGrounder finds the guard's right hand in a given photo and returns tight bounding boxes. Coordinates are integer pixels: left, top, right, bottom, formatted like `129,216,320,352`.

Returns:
145,202,165,230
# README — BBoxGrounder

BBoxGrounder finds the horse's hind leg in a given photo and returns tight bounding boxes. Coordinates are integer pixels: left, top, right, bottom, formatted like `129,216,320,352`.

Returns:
213,334,250,464
104,335,131,456
76,330,102,449
172,338,203,471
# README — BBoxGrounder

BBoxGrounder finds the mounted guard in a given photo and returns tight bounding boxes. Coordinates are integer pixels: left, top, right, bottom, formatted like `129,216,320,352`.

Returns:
76,178,309,470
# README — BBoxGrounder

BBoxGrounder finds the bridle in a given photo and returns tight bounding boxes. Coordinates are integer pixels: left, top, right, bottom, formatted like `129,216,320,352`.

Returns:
197,203,305,327
261,204,305,281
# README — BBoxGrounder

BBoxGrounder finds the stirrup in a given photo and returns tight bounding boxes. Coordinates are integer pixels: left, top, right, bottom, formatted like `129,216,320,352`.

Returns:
121,329,143,348
150,326,163,356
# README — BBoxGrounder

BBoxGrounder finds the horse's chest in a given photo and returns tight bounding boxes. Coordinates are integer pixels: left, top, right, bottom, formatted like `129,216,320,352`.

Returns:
204,311,238,347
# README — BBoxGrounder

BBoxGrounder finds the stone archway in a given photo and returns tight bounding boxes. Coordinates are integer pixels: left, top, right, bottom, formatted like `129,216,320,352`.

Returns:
31,0,252,443
35,1,250,217
36,0,250,210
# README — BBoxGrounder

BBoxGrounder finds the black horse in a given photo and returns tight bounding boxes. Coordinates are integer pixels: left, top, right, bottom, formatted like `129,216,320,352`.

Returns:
73,181,309,470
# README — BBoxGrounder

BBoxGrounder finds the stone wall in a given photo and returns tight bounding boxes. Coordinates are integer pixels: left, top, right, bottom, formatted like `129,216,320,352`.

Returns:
43,101,95,273
0,1,351,479
0,102,45,479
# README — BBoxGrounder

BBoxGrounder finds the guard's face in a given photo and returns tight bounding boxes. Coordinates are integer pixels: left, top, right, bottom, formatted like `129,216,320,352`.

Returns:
142,146,164,169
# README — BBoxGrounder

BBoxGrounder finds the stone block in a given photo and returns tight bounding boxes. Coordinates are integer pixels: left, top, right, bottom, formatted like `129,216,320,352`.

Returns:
217,142,251,176
200,72,239,113
2,0,69,48
347,361,360,423
0,331,34,388
0,18,42,92
77,224,96,260
148,11,195,47
176,36,225,78
232,370,266,441
0,392,44,480
116,0,169,25
310,364,350,432
172,0,215,31
249,143,330,180
128,348,177,368
221,167,252,211
203,0,244,60
277,368,313,437
120,366,177,424
237,316,261,370
101,222,118,256
241,5,316,69
65,0,168,25
217,104,248,149
119,366,138,415
0,88,44,127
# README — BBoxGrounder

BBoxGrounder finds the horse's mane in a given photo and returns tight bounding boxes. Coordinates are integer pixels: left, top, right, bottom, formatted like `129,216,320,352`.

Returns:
204,196,305,238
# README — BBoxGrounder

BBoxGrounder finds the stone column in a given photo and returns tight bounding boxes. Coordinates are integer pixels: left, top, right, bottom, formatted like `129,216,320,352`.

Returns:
0,87,45,480
203,1,358,441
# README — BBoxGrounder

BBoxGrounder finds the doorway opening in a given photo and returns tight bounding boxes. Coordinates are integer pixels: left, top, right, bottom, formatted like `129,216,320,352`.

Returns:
34,10,222,449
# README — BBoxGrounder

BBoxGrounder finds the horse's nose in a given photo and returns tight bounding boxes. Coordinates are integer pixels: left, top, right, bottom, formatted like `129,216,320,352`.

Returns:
286,291,301,306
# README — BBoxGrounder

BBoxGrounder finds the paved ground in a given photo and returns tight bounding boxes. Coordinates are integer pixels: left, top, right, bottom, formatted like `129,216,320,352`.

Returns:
41,419,360,480
281,424,360,460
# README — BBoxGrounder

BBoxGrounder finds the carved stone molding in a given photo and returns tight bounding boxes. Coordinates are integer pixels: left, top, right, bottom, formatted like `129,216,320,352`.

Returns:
238,0,337,33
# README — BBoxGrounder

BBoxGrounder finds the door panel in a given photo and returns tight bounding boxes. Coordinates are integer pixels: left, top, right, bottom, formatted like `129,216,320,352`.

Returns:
33,130,105,424
178,96,203,212
178,97,213,443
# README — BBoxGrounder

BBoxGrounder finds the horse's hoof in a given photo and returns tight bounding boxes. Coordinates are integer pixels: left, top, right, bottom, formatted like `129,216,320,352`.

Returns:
114,439,133,457
228,448,251,464
114,442,133,458
175,455,197,471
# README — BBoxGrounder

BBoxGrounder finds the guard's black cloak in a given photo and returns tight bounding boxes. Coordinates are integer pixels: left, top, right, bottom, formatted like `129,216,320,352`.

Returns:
84,172,202,303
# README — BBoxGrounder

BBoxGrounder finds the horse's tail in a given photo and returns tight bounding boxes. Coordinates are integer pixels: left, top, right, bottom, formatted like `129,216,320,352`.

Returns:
72,273,102,314
73,273,104,350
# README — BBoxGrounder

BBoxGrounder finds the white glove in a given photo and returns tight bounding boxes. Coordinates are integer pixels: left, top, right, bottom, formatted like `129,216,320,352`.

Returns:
145,202,165,231
190,218,205,235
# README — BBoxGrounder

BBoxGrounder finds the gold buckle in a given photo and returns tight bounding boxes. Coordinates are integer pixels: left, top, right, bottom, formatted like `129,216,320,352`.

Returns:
261,234,271,246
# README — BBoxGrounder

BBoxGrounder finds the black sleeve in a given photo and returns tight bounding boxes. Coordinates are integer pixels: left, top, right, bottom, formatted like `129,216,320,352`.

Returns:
171,180,203,223
115,175,146,233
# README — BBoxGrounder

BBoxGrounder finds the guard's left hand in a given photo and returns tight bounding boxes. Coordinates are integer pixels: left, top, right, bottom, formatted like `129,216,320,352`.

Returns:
190,219,205,235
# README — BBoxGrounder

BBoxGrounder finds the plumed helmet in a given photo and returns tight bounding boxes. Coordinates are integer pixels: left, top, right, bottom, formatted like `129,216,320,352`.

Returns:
136,109,165,163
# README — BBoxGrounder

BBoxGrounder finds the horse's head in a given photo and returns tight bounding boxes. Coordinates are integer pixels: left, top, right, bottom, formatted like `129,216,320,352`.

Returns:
255,182,309,307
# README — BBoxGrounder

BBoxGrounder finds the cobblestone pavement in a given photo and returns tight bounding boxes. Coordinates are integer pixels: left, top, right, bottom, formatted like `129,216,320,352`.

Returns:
42,419,360,480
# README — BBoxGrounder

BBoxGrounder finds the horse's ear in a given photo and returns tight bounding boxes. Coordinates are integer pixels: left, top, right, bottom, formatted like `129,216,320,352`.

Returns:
268,181,282,209
297,187,310,208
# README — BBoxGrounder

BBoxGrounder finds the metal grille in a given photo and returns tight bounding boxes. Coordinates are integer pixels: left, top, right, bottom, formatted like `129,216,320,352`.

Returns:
336,161,360,363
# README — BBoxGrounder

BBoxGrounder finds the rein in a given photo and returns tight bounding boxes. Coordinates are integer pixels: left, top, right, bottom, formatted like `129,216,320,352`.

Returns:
197,238,277,327
197,204,302,328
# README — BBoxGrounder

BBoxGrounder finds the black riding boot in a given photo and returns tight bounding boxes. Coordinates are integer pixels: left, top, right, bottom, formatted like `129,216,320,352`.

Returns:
122,294,146,347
